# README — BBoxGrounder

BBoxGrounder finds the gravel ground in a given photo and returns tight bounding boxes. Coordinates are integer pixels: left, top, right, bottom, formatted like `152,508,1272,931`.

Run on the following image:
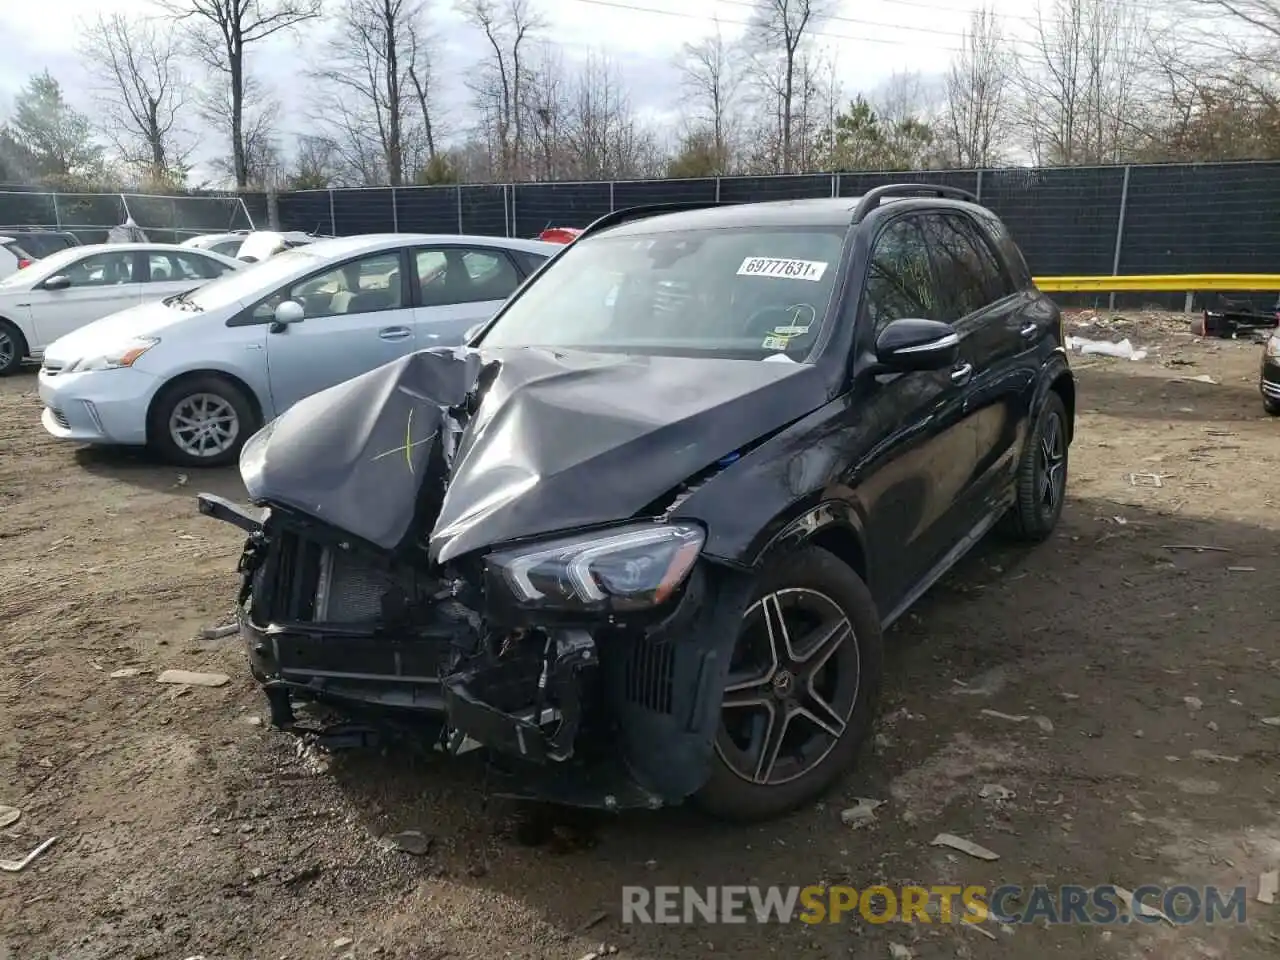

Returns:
2,312,1279,960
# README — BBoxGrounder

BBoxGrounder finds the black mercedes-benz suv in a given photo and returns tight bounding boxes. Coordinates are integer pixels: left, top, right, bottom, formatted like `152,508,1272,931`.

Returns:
199,185,1075,822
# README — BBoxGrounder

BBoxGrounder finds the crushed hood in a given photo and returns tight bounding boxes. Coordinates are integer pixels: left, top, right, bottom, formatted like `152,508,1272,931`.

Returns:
239,346,828,563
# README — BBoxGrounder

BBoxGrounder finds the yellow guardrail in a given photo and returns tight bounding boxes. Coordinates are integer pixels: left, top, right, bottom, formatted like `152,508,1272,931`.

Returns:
1034,274,1280,293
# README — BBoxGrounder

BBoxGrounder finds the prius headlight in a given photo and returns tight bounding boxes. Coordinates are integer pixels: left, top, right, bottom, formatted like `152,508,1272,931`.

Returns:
1267,333,1280,358
485,522,705,613
65,337,159,372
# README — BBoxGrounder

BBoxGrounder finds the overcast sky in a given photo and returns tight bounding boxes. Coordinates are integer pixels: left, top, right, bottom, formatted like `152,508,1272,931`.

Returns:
1,0,1030,183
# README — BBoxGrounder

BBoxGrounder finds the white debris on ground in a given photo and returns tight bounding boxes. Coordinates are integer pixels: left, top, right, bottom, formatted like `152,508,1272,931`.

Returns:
1066,335,1148,361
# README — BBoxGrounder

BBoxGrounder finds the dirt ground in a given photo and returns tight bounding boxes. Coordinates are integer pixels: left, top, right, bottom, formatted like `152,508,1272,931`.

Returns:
2,311,1279,960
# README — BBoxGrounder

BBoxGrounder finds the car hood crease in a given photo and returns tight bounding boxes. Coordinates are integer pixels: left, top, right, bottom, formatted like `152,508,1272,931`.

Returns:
239,345,829,562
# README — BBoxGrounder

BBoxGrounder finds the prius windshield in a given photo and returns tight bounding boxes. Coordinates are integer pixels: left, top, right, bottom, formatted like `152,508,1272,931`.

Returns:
479,226,848,360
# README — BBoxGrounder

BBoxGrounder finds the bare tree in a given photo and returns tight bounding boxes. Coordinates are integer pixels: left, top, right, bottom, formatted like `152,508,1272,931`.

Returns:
406,20,442,164
198,71,281,187
460,0,544,179
311,0,431,186
941,6,1012,167
161,0,322,188
748,0,831,173
562,51,657,179
524,42,570,180
80,13,192,185
676,21,743,174
1014,0,1148,165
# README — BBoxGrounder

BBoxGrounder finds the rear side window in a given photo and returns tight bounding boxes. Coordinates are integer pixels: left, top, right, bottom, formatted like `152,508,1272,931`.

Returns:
17,234,76,257
974,212,1032,288
919,213,1002,319
513,250,550,275
947,214,1015,304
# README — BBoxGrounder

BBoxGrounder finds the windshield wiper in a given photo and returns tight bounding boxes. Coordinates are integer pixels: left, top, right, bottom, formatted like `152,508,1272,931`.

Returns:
164,289,205,312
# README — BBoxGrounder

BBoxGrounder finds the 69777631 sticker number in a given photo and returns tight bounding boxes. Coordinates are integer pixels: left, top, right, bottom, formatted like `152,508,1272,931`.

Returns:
737,257,829,282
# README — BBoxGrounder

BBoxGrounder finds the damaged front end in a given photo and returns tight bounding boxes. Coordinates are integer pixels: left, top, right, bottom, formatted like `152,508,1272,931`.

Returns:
197,346,811,810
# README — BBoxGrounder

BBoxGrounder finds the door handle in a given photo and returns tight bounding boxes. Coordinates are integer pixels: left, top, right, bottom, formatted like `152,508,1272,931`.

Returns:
1020,322,1038,339
378,326,411,341
950,362,973,384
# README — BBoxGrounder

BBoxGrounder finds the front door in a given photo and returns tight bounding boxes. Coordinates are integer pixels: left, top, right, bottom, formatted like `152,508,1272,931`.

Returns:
843,213,984,615
261,249,419,414
29,250,144,348
410,246,526,346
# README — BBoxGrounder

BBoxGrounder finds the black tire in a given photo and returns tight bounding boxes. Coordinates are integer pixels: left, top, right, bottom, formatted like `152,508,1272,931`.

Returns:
998,391,1069,543
148,374,258,468
1264,397,1280,417
0,319,28,376
694,546,883,823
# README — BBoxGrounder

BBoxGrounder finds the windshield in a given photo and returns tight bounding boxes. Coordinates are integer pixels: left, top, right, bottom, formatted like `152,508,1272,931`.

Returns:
0,245,84,288
185,249,318,310
478,226,848,360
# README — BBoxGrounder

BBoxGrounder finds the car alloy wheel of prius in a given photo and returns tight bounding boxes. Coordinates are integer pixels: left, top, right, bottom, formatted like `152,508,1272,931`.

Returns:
695,546,883,822
150,374,257,468
169,392,241,460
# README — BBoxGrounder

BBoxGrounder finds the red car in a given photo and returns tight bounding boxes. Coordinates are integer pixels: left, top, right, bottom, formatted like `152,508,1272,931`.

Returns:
537,227,582,244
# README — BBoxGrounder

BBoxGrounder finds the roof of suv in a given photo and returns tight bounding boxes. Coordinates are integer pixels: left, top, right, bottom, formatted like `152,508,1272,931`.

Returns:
599,195,987,236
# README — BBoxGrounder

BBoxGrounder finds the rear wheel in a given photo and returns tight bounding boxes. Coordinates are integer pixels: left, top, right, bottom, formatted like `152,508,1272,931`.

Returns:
998,391,1068,542
694,546,883,823
0,319,27,376
148,375,257,468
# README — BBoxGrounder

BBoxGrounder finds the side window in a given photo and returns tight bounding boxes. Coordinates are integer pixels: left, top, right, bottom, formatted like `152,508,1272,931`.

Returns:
864,216,940,333
56,252,136,287
947,214,1014,303
918,214,992,319
977,212,1032,288
513,250,550,275
253,252,403,321
147,252,227,282
415,247,522,307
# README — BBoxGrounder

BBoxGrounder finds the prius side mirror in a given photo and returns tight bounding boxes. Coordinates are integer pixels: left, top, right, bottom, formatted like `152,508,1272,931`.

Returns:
43,275,71,291
269,299,305,333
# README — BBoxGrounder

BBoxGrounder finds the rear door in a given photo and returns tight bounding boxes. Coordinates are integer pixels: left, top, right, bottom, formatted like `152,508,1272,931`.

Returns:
849,213,984,613
27,249,145,348
258,248,418,413
920,212,1037,516
410,246,526,346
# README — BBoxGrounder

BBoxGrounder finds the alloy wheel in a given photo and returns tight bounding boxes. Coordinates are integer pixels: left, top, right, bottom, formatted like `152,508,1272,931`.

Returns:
168,392,241,459
0,330,14,370
1038,411,1066,512
715,587,861,786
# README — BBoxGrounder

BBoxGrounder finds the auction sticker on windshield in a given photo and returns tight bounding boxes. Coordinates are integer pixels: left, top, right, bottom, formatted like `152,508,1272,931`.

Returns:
737,257,828,282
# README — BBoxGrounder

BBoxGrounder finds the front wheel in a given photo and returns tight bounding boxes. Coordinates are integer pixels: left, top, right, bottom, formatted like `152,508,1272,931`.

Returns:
1264,397,1280,417
694,546,883,823
998,391,1069,542
0,319,28,376
148,375,258,468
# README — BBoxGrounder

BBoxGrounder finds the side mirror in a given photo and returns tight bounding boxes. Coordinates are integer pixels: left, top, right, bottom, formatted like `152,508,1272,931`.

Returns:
269,299,305,334
874,318,960,372
43,275,71,291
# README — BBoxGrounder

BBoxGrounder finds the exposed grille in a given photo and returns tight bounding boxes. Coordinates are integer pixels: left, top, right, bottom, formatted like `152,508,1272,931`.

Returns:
316,548,419,623
624,635,675,714
48,408,69,429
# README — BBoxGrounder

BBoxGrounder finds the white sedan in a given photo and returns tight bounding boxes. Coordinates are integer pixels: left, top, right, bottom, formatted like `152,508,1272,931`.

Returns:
0,242,243,375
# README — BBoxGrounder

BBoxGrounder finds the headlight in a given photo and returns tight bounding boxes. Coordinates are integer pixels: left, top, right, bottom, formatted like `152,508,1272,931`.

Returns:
66,338,159,372
1266,335,1280,358
485,522,705,613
